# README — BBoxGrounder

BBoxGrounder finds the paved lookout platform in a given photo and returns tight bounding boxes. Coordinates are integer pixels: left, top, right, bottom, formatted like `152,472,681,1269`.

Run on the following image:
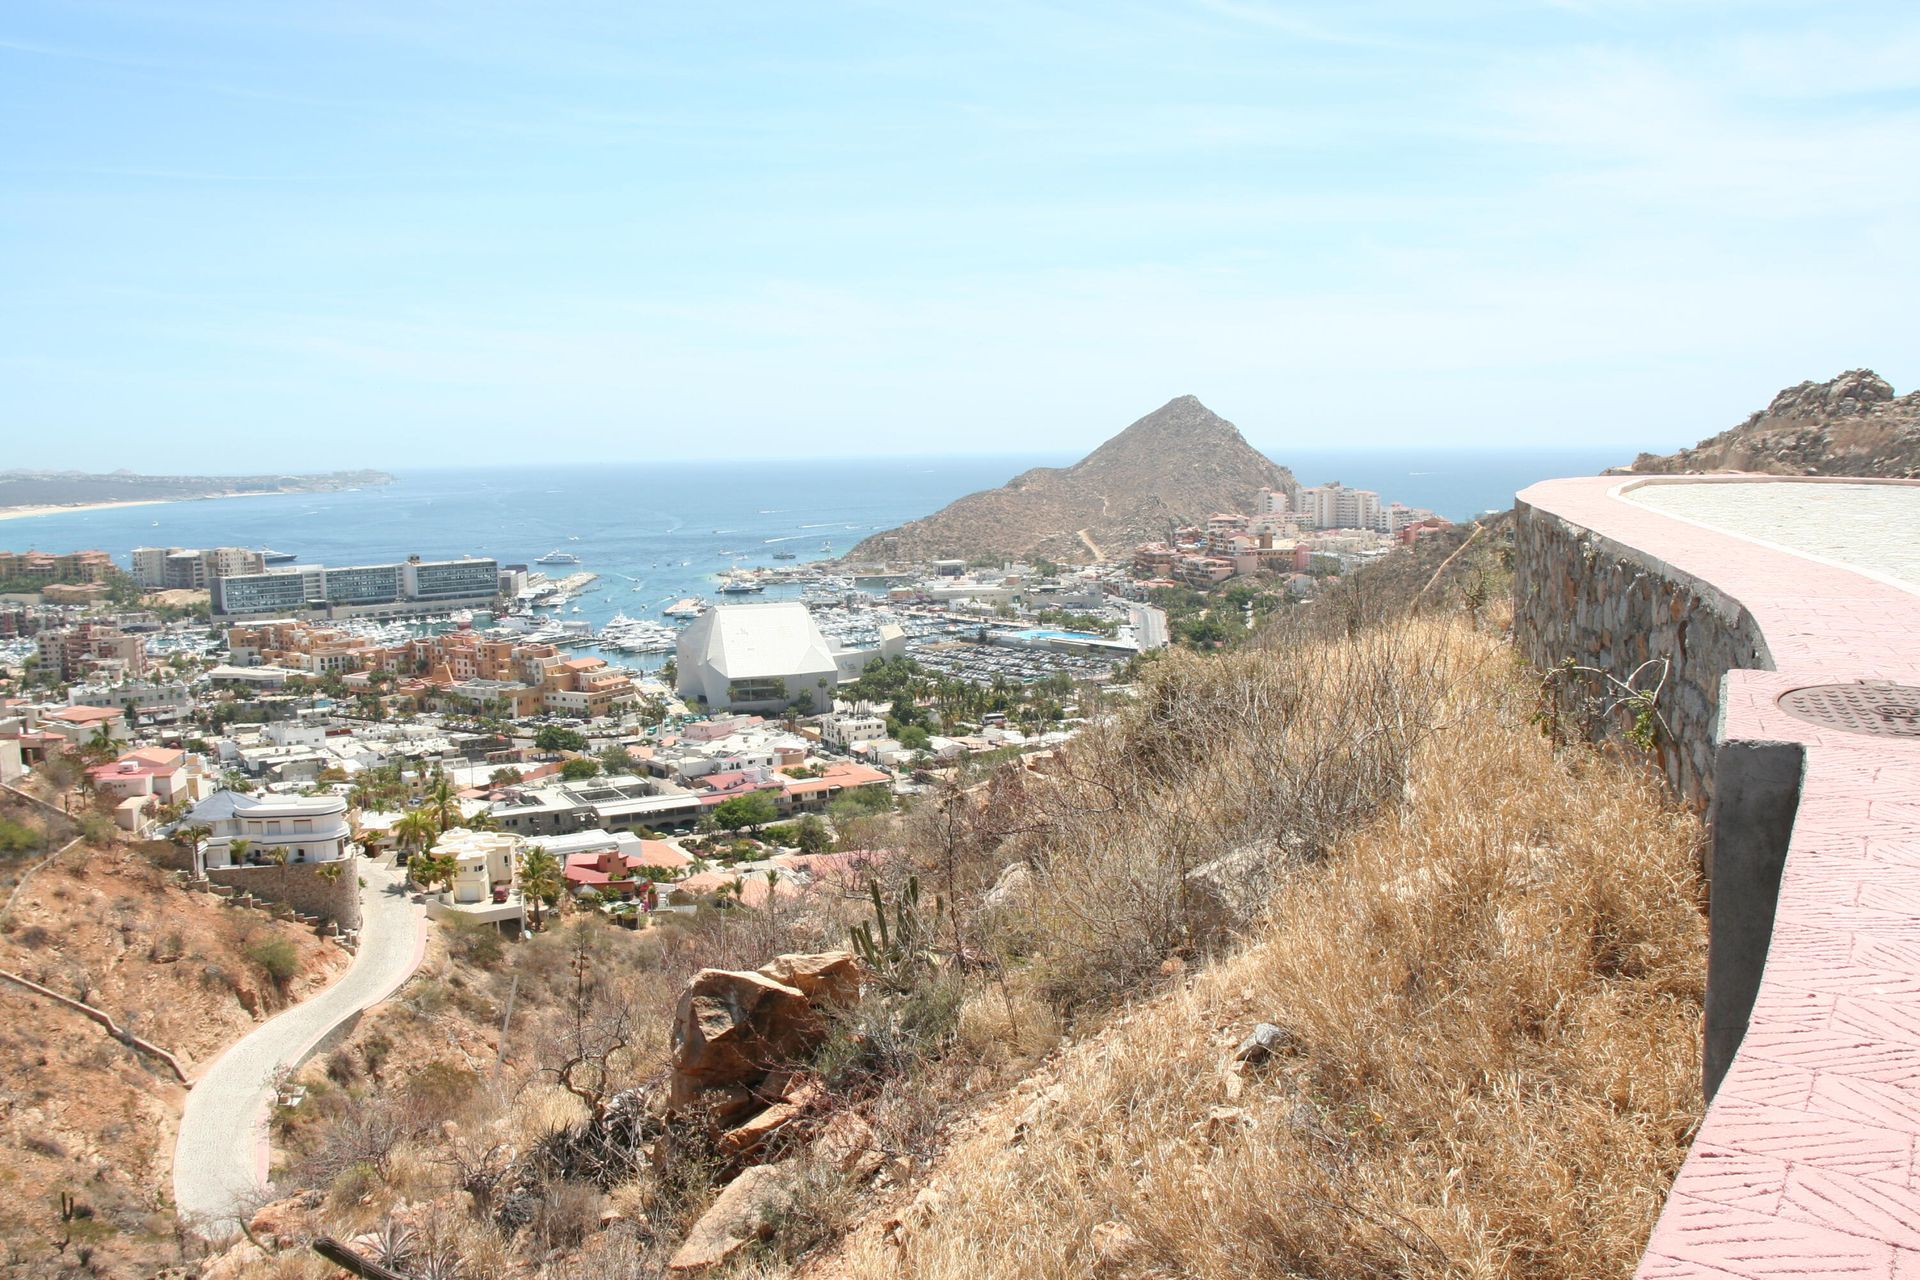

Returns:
1516,475,1920,1279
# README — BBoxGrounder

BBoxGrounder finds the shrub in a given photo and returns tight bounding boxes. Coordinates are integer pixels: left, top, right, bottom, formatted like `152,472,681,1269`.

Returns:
243,934,300,984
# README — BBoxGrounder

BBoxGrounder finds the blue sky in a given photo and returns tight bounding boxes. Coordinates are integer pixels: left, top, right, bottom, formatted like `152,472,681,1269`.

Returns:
4,1,1916,469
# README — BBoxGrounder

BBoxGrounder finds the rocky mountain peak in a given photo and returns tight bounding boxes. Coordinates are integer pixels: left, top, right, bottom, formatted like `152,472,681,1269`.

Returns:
1629,368,1920,478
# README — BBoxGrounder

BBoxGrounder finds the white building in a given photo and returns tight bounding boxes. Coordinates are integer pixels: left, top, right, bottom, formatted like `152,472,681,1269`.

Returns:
1299,482,1384,532
433,827,521,903
675,602,840,714
821,712,887,748
186,791,353,871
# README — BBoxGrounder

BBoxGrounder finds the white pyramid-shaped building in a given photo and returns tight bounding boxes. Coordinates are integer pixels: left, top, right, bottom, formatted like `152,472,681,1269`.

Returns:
674,601,840,714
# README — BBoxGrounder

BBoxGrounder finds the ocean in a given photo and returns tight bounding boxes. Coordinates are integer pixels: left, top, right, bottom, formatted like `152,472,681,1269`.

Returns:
1,449,1621,667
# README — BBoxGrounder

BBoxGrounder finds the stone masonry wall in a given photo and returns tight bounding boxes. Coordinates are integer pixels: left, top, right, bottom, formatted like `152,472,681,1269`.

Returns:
206,854,362,931
1512,497,1769,808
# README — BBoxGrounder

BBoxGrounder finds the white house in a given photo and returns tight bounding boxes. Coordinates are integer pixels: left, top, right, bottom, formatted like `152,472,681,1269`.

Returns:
433,827,521,904
186,790,353,871
675,603,840,715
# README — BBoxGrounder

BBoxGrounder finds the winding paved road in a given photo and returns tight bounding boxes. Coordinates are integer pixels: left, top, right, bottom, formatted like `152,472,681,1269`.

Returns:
172,858,426,1229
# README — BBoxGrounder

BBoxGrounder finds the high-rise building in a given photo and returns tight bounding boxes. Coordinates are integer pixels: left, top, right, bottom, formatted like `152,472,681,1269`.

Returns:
128,546,266,590
1299,482,1383,531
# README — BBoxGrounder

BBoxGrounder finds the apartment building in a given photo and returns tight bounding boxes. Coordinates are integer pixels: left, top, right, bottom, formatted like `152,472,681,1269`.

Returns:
36,620,148,681
129,546,265,590
0,550,116,584
1298,482,1384,532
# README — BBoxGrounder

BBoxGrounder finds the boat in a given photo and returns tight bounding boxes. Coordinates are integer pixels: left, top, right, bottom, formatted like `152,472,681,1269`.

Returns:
820,539,834,551
773,551,797,560
536,549,581,565
718,576,764,594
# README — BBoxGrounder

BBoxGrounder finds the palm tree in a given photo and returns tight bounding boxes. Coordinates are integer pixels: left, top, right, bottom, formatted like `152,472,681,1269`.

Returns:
228,837,252,865
412,851,458,894
427,770,459,833
393,809,439,863
519,845,561,931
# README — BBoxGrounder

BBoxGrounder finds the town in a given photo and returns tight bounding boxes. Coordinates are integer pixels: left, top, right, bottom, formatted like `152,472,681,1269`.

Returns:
0,472,1450,950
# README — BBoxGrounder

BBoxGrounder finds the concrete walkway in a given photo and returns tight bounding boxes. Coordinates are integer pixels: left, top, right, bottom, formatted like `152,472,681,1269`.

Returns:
172,858,426,1231
1519,476,1920,1279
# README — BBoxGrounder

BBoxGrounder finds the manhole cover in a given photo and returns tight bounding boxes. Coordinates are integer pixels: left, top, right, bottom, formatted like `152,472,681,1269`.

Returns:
1777,683,1920,738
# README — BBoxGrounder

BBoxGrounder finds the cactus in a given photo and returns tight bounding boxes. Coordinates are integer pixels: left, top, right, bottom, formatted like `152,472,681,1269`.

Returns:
849,875,944,990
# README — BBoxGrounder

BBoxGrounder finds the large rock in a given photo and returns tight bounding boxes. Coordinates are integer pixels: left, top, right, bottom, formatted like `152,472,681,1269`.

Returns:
669,969,822,1109
666,1160,801,1275
757,950,861,1009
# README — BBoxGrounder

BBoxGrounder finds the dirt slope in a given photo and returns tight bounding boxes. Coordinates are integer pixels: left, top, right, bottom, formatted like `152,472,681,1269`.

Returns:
0,840,346,1278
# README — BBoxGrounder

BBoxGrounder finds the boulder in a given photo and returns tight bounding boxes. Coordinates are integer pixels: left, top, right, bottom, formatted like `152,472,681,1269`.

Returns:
982,861,1032,910
1231,1022,1297,1066
669,969,820,1108
666,1161,801,1275
813,1108,885,1180
757,950,861,1009
715,1081,820,1161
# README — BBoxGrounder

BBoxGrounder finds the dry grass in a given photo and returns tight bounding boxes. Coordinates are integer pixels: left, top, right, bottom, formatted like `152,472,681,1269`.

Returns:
821,615,1705,1280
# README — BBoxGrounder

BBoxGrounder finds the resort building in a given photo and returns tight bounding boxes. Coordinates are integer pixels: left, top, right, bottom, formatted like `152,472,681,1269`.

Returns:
675,602,840,714
210,555,502,620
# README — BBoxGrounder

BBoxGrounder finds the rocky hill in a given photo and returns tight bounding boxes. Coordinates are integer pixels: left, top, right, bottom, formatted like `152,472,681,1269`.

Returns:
1627,369,1920,477
845,396,1295,564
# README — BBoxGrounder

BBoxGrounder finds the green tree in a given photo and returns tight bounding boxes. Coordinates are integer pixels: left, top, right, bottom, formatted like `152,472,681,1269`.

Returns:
488,766,524,786
411,851,459,894
792,813,832,855
559,758,602,781
426,769,459,832
898,724,932,751
519,845,561,930
393,809,439,861
712,790,778,836
534,725,587,752
596,745,635,775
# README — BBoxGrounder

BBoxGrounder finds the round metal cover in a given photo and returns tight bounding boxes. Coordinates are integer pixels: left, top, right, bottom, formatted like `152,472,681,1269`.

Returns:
1777,682,1920,738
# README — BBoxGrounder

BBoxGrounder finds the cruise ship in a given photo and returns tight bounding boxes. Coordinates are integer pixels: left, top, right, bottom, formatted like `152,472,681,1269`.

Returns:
535,548,581,565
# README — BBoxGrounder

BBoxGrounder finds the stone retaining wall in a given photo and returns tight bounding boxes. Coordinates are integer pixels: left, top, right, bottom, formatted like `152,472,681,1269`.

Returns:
1513,493,1768,808
205,855,361,931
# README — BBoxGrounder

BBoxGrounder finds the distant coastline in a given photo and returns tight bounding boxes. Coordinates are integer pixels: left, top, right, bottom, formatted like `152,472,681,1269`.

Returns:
0,490,294,524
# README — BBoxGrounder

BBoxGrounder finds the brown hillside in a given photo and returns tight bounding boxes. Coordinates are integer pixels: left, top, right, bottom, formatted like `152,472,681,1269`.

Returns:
845,396,1295,564
0,831,346,1277
1628,368,1920,477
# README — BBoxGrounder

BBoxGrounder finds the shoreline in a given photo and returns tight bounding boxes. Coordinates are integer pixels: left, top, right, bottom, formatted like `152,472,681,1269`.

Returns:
0,490,299,523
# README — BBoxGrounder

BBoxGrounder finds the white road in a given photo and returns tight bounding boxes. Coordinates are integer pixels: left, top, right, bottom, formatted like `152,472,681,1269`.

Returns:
172,858,426,1230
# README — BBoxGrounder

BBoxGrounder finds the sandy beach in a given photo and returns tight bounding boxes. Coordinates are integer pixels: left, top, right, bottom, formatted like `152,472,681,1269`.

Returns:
0,499,168,522
0,490,289,523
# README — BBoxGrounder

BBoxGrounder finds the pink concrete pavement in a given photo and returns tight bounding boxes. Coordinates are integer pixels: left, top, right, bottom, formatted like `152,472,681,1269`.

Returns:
1520,476,1920,1279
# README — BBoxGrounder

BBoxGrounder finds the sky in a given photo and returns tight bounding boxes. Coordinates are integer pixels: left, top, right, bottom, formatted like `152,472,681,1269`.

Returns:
3,1,1917,470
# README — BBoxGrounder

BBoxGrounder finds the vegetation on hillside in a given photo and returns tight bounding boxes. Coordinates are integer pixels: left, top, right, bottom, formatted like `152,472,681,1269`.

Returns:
220,518,1701,1280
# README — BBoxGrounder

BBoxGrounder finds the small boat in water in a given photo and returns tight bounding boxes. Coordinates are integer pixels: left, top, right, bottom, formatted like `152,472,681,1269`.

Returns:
536,548,580,565
773,551,797,560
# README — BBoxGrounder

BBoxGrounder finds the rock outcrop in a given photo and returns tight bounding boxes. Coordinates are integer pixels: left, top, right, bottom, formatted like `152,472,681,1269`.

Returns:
664,951,877,1275
844,395,1297,564
668,950,861,1133
1627,369,1920,478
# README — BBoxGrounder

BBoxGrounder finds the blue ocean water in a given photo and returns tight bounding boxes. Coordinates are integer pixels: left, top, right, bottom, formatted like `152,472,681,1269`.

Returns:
1,449,1619,664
